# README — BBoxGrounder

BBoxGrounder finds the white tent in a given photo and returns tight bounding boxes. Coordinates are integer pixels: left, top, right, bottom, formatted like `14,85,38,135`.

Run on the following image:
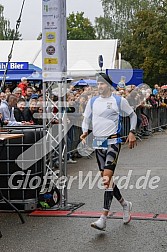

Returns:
0,40,118,76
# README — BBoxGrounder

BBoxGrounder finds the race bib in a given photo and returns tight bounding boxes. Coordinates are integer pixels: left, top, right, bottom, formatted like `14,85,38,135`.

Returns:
93,137,108,149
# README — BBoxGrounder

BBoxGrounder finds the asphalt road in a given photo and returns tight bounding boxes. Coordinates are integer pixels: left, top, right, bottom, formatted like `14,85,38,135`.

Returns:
0,131,167,252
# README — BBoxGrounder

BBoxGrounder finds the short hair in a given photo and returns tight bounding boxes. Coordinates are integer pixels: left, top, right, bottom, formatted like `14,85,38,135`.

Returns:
17,98,26,104
26,86,33,91
6,94,17,103
96,72,112,85
12,87,22,94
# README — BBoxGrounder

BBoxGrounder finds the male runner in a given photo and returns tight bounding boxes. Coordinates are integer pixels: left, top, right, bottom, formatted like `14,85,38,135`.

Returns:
80,73,137,231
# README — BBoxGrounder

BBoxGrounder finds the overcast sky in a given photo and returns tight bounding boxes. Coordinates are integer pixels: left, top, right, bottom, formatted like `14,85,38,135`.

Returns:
0,0,103,40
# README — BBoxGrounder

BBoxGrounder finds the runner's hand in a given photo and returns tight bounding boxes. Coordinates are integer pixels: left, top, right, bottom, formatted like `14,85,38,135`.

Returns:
126,132,137,149
80,132,88,144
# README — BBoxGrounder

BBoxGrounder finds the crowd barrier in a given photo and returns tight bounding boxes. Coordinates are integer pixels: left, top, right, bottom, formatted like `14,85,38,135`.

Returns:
68,107,167,153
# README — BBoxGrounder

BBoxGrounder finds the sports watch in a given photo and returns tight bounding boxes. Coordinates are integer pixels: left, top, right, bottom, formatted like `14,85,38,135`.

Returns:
129,129,136,134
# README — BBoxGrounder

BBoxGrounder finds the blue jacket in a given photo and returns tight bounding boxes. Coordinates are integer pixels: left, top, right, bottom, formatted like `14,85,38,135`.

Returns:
0,100,22,126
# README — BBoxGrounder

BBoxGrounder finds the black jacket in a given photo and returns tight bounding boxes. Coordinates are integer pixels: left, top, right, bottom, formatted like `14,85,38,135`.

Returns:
14,108,25,122
23,107,38,124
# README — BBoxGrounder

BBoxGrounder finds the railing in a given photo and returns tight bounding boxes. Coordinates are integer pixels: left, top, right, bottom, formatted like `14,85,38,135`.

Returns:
68,107,167,154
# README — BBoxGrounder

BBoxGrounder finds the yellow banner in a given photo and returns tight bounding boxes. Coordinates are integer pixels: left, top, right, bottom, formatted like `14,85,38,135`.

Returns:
44,58,58,64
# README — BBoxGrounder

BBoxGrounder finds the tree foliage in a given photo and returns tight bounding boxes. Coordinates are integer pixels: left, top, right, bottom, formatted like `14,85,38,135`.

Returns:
67,12,96,40
95,16,114,39
95,0,164,40
0,4,21,40
95,0,167,85
121,6,167,85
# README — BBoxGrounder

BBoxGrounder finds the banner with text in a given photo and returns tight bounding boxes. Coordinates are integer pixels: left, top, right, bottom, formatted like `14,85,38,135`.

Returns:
42,0,67,81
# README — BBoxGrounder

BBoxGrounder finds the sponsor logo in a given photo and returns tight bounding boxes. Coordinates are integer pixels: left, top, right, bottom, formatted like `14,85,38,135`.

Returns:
46,32,56,43
44,58,58,64
46,45,56,55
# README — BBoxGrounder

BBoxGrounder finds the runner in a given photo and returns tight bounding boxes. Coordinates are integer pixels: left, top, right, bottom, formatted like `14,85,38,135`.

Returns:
80,73,137,231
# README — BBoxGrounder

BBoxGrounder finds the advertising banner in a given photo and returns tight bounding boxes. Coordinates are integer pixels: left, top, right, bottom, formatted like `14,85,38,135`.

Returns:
0,62,29,71
42,0,67,81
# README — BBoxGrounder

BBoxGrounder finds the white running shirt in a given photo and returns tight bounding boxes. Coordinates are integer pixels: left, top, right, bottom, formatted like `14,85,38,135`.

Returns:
82,95,134,137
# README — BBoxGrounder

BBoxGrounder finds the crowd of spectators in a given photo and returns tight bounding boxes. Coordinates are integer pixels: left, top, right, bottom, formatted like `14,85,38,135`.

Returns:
0,77,43,126
0,77,167,163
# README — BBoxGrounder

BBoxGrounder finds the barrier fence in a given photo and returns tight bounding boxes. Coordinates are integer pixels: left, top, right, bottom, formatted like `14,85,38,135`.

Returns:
68,107,167,154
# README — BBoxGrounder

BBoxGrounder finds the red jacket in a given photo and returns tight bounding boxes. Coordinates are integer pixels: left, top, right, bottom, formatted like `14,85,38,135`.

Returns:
18,82,27,97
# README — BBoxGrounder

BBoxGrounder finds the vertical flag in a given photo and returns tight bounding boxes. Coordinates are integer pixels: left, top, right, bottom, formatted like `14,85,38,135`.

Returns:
42,0,67,81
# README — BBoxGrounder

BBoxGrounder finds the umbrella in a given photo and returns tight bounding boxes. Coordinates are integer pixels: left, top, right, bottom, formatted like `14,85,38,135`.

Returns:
161,85,167,89
72,79,97,86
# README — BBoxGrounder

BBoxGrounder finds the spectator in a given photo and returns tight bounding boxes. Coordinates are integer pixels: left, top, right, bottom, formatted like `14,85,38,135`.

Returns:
35,102,43,125
31,94,39,100
24,86,34,105
38,94,43,102
0,94,26,126
23,98,38,124
14,98,26,122
147,94,158,108
18,77,28,96
4,87,11,96
117,81,126,90
0,92,6,101
152,84,159,96
12,87,23,100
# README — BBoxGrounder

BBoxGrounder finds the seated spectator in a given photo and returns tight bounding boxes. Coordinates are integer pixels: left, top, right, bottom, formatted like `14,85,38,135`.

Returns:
23,98,38,124
0,94,26,126
14,98,26,122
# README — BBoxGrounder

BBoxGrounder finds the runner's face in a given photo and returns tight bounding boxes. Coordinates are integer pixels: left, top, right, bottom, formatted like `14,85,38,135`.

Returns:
98,82,110,96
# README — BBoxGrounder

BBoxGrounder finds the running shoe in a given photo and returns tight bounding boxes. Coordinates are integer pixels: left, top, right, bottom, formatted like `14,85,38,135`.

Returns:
91,216,106,231
123,201,132,224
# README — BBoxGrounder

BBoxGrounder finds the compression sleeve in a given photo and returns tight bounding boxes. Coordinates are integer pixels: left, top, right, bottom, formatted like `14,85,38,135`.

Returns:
82,99,92,133
82,117,91,133
129,111,137,131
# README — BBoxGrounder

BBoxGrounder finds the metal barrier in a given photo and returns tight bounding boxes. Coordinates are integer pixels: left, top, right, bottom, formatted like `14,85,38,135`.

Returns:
67,107,167,155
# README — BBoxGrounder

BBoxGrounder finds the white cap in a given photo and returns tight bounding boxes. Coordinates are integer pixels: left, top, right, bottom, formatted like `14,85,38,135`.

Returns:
21,77,27,82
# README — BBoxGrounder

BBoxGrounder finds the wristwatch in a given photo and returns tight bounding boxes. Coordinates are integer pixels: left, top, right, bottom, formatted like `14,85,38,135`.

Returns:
129,129,136,134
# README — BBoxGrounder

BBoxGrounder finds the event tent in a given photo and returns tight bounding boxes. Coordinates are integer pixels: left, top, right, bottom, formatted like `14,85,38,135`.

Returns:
0,40,118,78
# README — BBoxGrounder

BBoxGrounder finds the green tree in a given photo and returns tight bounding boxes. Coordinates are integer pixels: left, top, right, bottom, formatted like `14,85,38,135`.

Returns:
67,12,96,40
95,0,164,40
0,4,21,40
121,7,167,85
95,16,114,39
